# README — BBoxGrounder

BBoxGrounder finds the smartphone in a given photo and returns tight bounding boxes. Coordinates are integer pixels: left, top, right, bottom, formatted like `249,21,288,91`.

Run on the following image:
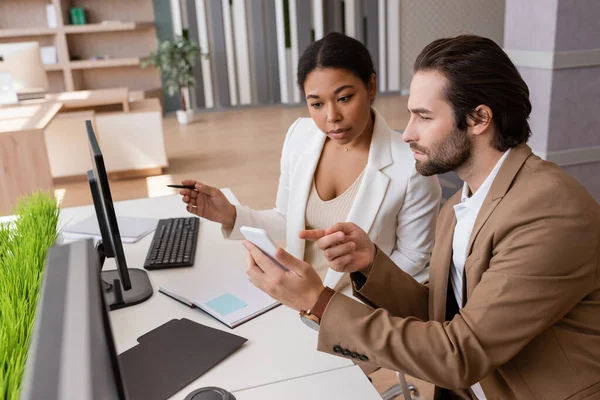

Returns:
167,184,196,190
240,226,288,271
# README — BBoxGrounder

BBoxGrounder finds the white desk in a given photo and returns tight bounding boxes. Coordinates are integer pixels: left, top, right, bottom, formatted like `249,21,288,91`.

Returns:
231,366,381,399
58,192,360,399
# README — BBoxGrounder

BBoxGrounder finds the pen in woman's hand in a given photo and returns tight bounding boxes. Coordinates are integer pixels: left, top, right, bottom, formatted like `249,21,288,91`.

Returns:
167,184,197,190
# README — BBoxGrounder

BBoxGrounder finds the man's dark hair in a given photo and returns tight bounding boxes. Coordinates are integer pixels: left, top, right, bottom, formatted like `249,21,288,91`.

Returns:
414,35,532,151
297,32,375,92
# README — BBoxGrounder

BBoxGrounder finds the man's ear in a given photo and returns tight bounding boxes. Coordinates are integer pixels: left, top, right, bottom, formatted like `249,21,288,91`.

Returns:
467,105,493,136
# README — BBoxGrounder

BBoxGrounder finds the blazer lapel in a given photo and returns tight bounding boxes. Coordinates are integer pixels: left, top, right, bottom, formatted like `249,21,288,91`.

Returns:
346,109,393,233
431,145,532,319
286,133,326,259
323,109,392,288
466,144,532,255
347,166,391,232
430,192,460,322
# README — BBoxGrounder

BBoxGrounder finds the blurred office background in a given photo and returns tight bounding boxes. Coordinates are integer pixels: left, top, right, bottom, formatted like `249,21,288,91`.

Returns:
1,1,598,397
157,0,600,202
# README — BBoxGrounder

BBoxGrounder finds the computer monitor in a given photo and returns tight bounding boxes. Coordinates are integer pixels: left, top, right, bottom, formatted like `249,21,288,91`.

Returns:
86,120,153,310
20,239,127,400
0,42,48,98
20,240,235,400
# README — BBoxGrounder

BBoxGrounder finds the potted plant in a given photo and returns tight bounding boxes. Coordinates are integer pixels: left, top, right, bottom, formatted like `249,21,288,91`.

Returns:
142,33,205,124
0,191,60,399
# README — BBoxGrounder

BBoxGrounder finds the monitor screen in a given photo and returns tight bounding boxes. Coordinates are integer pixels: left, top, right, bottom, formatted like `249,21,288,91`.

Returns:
20,240,127,400
0,42,48,95
85,120,131,290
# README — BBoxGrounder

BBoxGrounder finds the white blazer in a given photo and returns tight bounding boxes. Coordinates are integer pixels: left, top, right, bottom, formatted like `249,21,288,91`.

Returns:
225,108,441,287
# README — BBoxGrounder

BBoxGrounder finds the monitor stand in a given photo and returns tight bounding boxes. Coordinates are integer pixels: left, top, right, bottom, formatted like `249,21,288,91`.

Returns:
184,387,236,400
96,241,153,311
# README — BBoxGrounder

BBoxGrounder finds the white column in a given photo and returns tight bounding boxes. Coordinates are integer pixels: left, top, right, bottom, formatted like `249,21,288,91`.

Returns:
386,0,400,91
378,0,387,92
171,0,193,109
179,0,195,109
232,0,252,105
290,0,301,103
170,0,183,35
274,0,289,103
195,0,214,108
344,0,358,38
312,0,325,40
221,0,238,106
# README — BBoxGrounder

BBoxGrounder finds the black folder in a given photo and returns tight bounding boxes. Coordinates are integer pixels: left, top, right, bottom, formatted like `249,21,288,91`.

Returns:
118,318,247,400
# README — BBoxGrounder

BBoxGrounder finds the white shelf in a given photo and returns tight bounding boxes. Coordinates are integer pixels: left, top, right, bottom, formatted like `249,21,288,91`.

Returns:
44,64,65,72
69,58,141,70
0,27,57,38
63,21,154,34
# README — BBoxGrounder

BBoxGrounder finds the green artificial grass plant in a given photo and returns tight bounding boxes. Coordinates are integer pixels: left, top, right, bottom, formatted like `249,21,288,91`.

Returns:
0,191,60,399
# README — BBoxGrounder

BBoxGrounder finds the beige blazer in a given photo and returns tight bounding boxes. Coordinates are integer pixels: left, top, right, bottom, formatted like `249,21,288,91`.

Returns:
225,109,441,287
317,144,600,399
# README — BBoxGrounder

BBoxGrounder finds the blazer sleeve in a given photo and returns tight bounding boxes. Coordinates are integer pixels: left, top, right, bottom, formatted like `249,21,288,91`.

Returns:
317,187,600,390
222,118,302,242
350,246,429,319
391,166,441,282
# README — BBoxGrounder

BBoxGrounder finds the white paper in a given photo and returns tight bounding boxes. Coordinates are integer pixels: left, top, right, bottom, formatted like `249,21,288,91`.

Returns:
63,215,157,244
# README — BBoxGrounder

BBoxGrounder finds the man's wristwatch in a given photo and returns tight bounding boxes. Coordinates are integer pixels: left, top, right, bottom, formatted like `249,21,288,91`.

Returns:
299,287,336,331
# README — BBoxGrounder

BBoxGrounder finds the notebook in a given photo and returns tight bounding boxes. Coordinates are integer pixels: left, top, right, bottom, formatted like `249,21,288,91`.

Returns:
63,215,157,243
159,274,280,329
119,318,247,400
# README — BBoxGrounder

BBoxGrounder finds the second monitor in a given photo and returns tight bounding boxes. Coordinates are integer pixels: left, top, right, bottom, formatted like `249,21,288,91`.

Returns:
0,42,48,101
86,120,153,310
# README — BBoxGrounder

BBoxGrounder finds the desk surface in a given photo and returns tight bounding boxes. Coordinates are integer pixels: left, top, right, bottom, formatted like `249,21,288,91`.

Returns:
46,88,129,111
0,101,62,133
231,366,381,399
0,88,130,133
58,192,355,399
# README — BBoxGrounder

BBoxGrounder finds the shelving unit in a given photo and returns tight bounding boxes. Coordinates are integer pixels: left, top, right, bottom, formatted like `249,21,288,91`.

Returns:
0,27,57,38
44,63,66,72
0,0,160,93
70,57,141,70
63,21,154,34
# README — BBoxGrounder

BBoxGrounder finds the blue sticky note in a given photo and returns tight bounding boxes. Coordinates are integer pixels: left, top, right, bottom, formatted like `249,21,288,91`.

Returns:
205,293,247,316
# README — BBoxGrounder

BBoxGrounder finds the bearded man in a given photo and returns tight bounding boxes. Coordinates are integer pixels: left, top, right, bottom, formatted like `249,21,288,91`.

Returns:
243,35,600,400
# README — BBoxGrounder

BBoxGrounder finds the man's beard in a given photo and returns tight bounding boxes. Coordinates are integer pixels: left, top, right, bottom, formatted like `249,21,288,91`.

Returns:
410,127,472,176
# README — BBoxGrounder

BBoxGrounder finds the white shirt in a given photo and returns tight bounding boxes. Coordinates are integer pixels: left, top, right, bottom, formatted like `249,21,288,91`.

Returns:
451,149,510,400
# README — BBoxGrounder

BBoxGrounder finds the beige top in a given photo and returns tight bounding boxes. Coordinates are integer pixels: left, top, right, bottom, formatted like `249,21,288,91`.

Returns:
304,170,365,289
